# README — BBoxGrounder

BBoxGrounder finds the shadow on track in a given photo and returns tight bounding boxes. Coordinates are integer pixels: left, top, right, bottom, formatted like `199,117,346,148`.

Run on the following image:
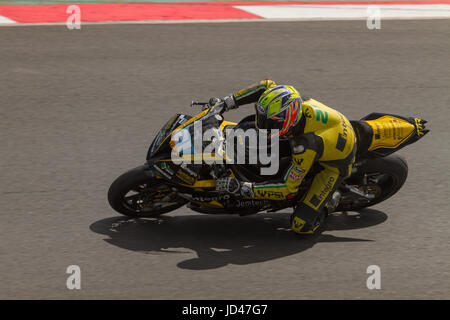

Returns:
90,209,387,270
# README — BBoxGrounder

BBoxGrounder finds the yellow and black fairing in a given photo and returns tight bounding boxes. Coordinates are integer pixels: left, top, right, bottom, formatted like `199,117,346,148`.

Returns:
352,113,429,157
147,110,213,174
146,109,295,213
145,105,240,210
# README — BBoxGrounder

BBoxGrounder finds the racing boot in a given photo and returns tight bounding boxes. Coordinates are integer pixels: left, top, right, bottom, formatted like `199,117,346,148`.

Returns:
290,203,326,235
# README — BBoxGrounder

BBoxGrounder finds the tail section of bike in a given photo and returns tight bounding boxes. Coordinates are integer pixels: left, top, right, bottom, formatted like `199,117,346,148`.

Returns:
352,113,429,157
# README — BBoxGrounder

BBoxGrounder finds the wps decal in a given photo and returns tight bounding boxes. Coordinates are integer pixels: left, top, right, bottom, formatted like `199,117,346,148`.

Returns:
255,190,284,199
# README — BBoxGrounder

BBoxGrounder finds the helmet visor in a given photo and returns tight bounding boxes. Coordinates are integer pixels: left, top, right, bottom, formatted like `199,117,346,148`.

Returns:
256,112,284,131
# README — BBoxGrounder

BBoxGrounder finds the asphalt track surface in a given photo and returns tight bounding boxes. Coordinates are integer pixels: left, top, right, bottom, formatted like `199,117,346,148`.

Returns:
1,19,449,299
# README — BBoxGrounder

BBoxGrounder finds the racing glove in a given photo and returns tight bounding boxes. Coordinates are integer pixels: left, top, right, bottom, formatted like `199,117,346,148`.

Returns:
216,177,254,197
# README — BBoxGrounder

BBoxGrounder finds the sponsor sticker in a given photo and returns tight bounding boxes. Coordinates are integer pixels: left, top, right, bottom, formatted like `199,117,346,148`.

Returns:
255,189,284,199
192,194,231,202
309,176,335,208
159,162,174,175
289,171,304,181
154,165,172,179
235,199,269,208
304,108,312,118
292,165,305,174
176,169,195,185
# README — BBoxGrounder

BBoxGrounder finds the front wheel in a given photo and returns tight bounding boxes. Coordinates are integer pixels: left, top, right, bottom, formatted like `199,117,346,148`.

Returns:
337,154,408,211
107,165,187,218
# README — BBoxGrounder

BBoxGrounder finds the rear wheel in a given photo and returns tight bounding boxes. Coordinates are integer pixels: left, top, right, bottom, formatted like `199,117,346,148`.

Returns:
337,154,408,211
107,165,187,218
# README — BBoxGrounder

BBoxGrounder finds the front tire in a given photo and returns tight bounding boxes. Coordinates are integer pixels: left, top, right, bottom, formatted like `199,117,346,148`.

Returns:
107,165,187,218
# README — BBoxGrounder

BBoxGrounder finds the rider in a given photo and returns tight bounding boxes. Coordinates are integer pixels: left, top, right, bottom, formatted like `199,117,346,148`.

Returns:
214,79,357,235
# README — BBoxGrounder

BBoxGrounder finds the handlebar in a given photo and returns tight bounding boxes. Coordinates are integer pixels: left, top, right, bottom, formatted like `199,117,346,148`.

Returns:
192,96,236,114
190,101,209,107
191,100,228,115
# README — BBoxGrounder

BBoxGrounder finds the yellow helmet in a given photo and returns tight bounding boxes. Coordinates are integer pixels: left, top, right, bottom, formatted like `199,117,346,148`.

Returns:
255,85,303,137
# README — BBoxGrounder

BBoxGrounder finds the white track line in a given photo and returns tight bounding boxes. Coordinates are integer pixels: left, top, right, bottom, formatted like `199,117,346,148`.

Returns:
0,17,449,28
1,16,450,27
235,4,450,19
0,15,16,24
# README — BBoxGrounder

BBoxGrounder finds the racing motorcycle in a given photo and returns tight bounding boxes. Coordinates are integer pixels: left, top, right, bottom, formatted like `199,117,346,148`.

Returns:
108,99,429,218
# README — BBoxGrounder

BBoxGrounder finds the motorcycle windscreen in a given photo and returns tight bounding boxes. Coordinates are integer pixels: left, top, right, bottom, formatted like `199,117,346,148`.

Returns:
147,114,191,159
170,113,225,163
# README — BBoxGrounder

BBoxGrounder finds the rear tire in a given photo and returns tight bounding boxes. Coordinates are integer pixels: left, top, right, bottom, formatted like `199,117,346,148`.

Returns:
107,165,187,218
337,154,408,211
